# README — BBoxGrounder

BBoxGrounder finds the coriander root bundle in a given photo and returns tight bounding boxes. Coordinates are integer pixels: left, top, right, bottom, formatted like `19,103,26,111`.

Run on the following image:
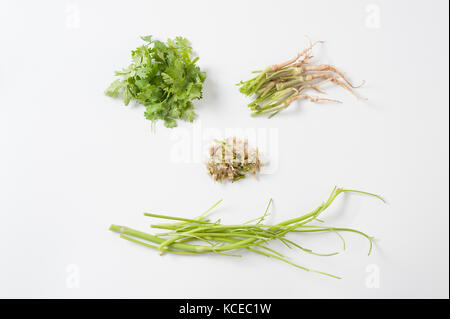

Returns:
237,41,366,118
109,187,385,279
206,137,261,183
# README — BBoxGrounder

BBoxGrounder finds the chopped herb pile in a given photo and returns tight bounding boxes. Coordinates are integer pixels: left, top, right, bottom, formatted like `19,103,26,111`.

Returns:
206,137,261,183
237,41,366,118
105,35,206,128
109,187,385,279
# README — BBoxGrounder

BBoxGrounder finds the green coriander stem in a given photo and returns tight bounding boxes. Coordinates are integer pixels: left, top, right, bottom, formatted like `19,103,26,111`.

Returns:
144,213,214,224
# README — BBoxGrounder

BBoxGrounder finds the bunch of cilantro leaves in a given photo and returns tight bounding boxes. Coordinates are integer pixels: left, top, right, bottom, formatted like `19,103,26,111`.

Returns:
105,36,206,128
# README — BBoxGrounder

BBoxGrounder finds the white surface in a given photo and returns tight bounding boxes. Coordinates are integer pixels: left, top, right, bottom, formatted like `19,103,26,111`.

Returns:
0,0,448,299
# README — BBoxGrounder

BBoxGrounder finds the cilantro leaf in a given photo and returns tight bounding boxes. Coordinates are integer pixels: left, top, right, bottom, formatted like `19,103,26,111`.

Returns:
140,35,152,42
106,35,206,128
104,79,123,98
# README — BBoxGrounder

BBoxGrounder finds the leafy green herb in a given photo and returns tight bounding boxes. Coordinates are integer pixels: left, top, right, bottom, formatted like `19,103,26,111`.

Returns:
109,187,385,279
237,41,366,118
105,35,206,128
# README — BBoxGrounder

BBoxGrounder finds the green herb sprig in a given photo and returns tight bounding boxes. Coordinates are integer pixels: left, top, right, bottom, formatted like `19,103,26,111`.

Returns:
109,187,385,279
105,36,206,128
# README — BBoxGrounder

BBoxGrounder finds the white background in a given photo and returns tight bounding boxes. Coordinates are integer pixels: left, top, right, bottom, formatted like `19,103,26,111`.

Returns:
0,0,448,298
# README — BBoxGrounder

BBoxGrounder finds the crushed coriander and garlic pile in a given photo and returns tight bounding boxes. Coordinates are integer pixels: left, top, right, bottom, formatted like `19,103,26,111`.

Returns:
206,137,262,182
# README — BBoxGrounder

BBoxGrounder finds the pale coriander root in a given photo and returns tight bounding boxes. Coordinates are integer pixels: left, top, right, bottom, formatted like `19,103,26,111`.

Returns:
237,40,366,118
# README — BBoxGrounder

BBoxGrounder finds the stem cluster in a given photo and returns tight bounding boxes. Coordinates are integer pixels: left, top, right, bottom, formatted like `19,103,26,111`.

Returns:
109,187,385,279
237,41,366,118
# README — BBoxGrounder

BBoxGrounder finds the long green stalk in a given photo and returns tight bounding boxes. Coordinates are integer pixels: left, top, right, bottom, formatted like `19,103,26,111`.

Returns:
109,186,385,278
